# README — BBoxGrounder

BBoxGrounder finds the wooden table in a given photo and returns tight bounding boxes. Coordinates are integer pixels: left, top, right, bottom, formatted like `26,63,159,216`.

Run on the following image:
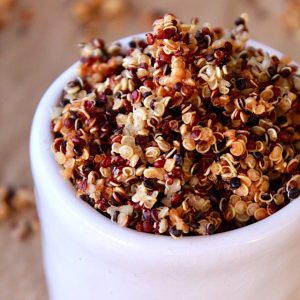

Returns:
0,0,299,298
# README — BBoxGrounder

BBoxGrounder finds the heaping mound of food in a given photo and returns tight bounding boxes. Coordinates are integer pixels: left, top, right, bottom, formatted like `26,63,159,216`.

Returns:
51,13,300,238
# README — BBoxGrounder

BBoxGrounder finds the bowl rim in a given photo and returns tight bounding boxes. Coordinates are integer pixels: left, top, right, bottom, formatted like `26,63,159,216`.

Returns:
30,34,300,252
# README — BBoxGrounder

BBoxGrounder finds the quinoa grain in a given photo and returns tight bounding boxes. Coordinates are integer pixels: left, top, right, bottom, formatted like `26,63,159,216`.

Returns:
51,13,300,237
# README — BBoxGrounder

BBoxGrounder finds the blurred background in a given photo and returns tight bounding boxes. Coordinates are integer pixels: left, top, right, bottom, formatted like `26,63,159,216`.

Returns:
1,0,300,298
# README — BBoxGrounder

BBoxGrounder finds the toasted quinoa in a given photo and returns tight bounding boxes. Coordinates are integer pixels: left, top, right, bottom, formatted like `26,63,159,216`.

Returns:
51,13,300,238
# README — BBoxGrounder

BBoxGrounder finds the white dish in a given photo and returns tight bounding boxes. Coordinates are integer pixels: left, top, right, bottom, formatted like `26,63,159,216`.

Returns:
30,35,300,300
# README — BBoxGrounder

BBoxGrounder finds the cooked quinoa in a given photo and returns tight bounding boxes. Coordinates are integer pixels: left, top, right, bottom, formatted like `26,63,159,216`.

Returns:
51,13,300,238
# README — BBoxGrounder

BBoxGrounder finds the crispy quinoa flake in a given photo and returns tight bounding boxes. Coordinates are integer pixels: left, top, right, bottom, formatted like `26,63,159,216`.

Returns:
51,13,300,237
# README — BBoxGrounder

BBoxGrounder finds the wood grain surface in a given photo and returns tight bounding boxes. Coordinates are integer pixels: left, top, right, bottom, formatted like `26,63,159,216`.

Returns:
0,0,299,299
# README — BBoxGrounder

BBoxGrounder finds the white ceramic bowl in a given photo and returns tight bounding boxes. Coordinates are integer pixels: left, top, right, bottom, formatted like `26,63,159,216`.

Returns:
30,35,300,300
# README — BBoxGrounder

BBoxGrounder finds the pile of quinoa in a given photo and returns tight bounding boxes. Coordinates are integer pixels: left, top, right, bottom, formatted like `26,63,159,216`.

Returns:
51,13,300,238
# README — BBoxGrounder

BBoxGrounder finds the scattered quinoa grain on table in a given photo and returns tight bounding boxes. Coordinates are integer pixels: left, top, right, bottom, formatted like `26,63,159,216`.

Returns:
51,13,300,238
